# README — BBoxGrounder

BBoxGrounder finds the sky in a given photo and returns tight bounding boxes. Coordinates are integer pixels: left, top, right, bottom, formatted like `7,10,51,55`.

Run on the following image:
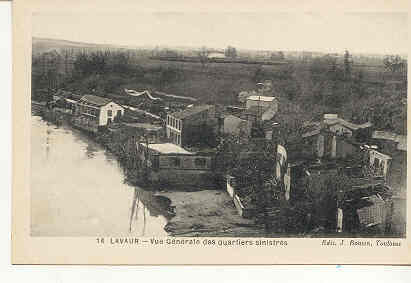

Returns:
32,12,408,55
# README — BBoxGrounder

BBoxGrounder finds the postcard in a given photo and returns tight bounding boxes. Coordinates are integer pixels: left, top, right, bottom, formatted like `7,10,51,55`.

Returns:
12,0,411,264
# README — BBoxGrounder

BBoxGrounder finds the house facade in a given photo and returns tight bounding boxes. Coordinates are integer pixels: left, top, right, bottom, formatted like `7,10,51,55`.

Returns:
75,95,124,125
302,129,360,160
166,105,217,147
137,142,213,186
73,95,124,133
323,114,373,141
302,114,372,160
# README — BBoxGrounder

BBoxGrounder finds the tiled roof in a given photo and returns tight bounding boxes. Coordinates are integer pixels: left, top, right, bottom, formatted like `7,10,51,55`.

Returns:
303,118,372,138
170,105,213,119
79,95,112,106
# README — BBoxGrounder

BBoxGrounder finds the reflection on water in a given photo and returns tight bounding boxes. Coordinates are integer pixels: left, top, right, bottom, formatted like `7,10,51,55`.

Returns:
85,143,98,159
31,116,168,236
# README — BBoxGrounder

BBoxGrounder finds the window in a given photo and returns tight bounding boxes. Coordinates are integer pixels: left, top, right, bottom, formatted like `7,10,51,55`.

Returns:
152,156,159,171
195,158,207,168
108,110,112,117
169,157,181,167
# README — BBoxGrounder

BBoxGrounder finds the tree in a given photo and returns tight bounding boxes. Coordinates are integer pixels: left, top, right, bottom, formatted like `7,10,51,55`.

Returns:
253,65,264,83
344,50,352,81
73,51,107,76
224,46,238,59
383,55,406,74
110,52,132,74
302,171,354,230
270,51,285,60
197,46,209,67
353,70,366,98
310,55,342,82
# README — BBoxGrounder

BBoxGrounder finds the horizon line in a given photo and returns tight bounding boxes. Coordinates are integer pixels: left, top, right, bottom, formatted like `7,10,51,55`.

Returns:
32,36,408,57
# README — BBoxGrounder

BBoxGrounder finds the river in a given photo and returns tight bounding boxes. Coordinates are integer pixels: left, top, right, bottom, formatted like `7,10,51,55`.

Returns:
31,116,169,237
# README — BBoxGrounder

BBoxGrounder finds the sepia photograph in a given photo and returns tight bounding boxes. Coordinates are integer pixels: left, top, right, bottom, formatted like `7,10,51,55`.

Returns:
29,11,407,239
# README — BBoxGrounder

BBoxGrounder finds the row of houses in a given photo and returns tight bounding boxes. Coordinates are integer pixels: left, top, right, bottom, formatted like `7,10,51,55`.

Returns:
58,92,279,186
49,91,405,234
223,106,405,235
52,92,404,190
284,114,405,234
51,93,217,186
165,94,279,147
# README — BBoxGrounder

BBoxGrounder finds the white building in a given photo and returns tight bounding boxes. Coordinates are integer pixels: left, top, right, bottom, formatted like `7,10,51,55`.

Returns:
207,52,226,59
245,95,278,111
369,150,392,179
75,95,124,126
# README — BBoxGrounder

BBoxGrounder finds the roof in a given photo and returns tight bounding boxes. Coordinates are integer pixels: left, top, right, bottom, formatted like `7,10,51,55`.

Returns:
396,135,407,151
302,129,321,138
261,105,277,121
65,98,77,104
223,115,248,133
140,143,193,155
170,105,213,120
325,118,372,130
124,123,162,131
303,118,371,137
372,131,399,141
224,114,245,122
207,52,225,58
372,131,407,151
79,95,113,107
124,89,161,101
369,149,392,160
247,96,276,102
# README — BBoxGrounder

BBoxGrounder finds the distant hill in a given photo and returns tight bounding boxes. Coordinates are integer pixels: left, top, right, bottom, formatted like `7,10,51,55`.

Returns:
32,37,142,55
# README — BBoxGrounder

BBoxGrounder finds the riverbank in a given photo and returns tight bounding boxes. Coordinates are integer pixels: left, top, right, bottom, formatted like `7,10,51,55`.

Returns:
158,189,267,237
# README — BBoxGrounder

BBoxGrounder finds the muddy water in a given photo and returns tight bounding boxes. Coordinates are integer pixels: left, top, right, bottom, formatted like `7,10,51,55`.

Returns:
31,116,169,236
